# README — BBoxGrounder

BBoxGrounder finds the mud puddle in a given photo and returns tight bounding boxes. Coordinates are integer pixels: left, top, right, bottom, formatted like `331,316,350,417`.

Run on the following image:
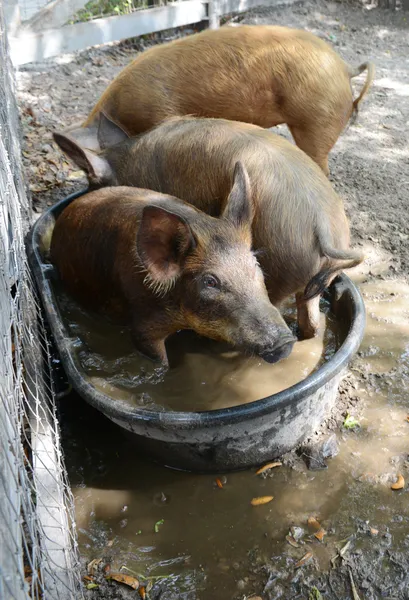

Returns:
57,293,339,411
57,258,409,599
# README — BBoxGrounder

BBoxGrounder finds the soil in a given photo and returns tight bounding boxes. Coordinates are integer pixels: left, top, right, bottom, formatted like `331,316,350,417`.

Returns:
16,0,409,598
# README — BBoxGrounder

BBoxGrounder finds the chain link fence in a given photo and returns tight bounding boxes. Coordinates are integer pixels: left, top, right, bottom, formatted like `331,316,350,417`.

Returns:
0,5,83,599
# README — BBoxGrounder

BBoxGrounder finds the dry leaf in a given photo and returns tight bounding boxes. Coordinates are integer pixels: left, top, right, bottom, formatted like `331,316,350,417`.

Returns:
251,496,274,506
286,534,299,548
256,461,282,475
314,528,327,542
67,170,85,180
108,572,139,590
215,478,223,489
295,551,313,568
307,517,321,531
83,575,95,582
391,474,405,490
139,586,147,599
87,558,102,576
406,416,409,423
370,528,378,536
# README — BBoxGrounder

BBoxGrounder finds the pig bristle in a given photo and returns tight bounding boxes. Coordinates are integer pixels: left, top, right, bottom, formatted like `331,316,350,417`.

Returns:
143,272,177,298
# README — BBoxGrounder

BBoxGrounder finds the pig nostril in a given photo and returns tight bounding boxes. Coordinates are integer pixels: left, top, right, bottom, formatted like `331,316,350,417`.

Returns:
259,337,295,364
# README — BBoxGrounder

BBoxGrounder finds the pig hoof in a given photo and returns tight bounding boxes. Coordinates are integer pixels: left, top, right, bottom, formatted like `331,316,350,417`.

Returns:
299,326,319,340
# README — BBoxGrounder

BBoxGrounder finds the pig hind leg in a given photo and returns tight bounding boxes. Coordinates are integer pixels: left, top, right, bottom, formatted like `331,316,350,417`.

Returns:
288,118,347,176
296,293,321,339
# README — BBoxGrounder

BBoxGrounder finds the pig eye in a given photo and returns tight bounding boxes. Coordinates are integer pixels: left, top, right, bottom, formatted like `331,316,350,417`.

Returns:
202,274,220,290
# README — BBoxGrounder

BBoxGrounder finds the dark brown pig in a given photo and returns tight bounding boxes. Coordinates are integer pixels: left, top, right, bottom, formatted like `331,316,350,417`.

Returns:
54,116,364,339
54,25,374,175
50,165,296,366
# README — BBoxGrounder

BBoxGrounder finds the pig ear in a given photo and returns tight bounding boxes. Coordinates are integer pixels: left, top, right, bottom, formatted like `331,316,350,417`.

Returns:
53,131,112,183
137,205,195,293
98,112,130,149
222,161,253,229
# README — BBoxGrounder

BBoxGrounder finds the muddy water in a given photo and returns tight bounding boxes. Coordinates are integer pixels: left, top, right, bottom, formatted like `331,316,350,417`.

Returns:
58,293,339,411
59,266,409,599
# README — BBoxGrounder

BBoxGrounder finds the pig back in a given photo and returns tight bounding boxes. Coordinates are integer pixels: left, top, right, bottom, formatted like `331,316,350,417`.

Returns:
85,25,350,134
50,188,151,315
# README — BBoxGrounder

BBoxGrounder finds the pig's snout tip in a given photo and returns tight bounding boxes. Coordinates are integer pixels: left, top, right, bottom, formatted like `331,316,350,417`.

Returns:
260,335,296,365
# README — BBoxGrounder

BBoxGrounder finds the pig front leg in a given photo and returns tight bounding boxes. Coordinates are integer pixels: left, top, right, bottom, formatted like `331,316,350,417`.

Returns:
296,293,321,339
130,318,169,367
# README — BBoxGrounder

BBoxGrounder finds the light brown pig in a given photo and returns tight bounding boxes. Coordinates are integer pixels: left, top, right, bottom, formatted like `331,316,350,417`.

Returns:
55,25,374,175
54,116,364,337
50,166,296,366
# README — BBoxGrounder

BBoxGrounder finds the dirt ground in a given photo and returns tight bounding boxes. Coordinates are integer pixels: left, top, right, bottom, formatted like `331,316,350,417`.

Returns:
16,0,409,598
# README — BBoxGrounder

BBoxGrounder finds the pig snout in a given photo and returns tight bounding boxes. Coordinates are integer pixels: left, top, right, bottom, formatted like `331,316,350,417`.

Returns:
258,335,296,364
232,301,296,364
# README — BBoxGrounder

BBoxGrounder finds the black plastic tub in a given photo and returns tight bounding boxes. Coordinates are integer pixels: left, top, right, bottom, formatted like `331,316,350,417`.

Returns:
27,190,366,473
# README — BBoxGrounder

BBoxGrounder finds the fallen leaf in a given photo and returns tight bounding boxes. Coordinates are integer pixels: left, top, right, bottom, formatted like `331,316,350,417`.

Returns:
286,534,299,548
106,539,114,547
314,528,327,542
86,583,99,590
67,170,85,180
87,558,102,576
83,575,95,582
295,551,313,568
103,564,111,576
406,416,409,423
139,586,147,599
107,572,139,590
343,414,360,429
215,477,223,489
154,519,164,533
391,474,405,490
256,461,282,475
251,496,274,506
291,526,304,541
307,517,321,531
309,587,323,600
370,528,378,536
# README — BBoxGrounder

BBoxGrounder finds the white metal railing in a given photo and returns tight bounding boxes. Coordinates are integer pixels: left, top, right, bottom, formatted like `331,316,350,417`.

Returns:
5,0,290,65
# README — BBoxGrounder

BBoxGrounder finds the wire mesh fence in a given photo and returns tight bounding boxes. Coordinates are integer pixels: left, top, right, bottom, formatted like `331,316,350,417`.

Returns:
0,4,83,599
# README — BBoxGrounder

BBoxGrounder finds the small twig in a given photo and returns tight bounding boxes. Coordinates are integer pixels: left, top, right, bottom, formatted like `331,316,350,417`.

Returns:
348,569,362,600
119,565,175,582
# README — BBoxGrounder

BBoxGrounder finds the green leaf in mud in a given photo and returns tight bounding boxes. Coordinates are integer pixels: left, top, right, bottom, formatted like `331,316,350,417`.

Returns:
309,587,323,600
154,519,164,533
86,583,99,590
343,414,360,429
